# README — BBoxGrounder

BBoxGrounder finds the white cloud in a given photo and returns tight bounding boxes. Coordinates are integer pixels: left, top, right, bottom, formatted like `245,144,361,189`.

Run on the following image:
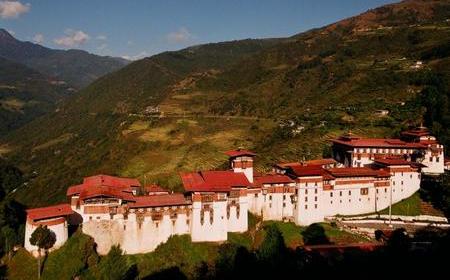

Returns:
121,51,149,61
54,29,90,47
33,33,44,44
166,27,193,44
96,35,107,40
0,1,30,19
97,43,108,51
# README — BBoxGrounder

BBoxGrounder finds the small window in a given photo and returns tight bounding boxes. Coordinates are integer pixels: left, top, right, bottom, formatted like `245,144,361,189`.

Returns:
269,195,272,201
305,205,308,210
305,189,308,194
436,157,440,163
385,188,387,193
123,225,126,230
314,196,317,202
314,182,318,186
348,190,351,195
360,188,368,195
401,181,403,185
269,203,272,208
330,192,333,197
254,193,258,198
283,195,286,200
314,189,318,194
314,204,317,209
339,191,342,196
283,203,286,207
305,197,308,202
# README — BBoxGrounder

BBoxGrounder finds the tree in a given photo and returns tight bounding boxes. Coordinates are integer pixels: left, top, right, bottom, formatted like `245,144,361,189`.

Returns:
97,245,135,280
302,223,330,245
1,226,16,260
257,224,286,267
29,225,56,279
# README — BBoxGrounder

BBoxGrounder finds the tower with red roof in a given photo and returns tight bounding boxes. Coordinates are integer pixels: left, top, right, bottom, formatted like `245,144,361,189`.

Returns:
225,149,256,183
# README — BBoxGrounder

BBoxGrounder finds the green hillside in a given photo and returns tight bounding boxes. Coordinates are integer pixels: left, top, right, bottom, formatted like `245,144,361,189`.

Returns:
0,57,72,135
1,0,450,206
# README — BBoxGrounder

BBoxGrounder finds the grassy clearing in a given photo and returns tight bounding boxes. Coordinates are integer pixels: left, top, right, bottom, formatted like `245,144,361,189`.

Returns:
379,192,422,216
260,221,367,248
32,133,74,152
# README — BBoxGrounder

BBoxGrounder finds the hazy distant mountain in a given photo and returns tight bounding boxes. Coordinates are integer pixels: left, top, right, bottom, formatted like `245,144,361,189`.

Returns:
2,0,450,206
0,56,72,134
0,29,129,89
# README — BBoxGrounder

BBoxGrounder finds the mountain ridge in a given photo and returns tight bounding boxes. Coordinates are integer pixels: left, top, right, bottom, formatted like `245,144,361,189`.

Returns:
0,29,129,89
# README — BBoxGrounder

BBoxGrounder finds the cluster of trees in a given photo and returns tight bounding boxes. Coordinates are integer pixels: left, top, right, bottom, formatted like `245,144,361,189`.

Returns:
182,224,450,279
0,160,26,259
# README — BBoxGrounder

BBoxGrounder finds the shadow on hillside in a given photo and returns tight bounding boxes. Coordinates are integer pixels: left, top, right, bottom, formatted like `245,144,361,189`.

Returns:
142,266,187,280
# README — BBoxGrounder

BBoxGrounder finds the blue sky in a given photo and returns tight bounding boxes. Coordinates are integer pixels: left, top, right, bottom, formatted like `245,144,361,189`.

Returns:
0,0,398,60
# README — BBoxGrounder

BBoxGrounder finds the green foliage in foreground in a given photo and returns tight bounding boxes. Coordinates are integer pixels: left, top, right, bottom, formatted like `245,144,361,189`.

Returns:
5,221,369,279
42,231,98,280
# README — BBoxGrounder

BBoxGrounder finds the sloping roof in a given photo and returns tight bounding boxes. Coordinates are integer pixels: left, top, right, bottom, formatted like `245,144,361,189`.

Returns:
373,158,413,166
224,149,256,158
67,174,141,197
83,174,140,190
401,127,430,137
331,137,426,149
66,184,84,196
303,158,337,166
145,184,169,194
327,167,388,178
274,162,302,170
128,194,189,208
289,165,328,178
254,174,294,187
78,185,136,201
181,171,250,192
27,203,73,221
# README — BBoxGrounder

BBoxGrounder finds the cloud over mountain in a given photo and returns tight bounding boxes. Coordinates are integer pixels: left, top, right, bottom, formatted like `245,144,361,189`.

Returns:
166,27,193,43
0,0,30,19
54,29,90,47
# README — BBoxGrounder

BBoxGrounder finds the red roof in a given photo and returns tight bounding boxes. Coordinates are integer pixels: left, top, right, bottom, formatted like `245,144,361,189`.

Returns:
224,149,256,158
274,162,302,169
327,167,389,178
67,174,141,197
254,174,294,187
289,165,329,177
128,194,189,208
79,185,136,201
145,184,169,194
83,174,140,189
181,171,250,192
401,127,430,138
303,158,337,166
332,137,426,149
27,203,73,221
373,158,413,166
66,184,84,196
